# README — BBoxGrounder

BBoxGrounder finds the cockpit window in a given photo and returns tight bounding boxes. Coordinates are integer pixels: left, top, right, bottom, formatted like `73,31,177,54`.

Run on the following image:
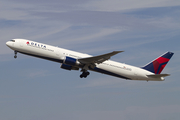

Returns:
10,40,15,42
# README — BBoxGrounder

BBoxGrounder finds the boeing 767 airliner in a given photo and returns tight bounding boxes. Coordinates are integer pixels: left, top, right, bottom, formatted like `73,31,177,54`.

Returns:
6,39,174,81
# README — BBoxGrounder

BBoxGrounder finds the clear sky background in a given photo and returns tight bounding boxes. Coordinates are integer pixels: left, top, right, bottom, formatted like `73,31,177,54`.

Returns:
0,0,180,120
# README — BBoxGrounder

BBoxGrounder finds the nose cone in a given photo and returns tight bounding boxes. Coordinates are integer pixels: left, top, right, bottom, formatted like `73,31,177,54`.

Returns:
6,41,11,47
6,41,14,48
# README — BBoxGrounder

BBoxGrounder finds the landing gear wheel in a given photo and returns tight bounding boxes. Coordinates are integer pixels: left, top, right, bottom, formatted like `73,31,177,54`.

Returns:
86,72,90,76
80,71,90,78
80,74,83,78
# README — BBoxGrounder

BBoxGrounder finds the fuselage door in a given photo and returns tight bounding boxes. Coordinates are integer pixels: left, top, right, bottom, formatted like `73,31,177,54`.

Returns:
133,69,139,80
55,47,64,60
56,47,60,56
20,40,23,47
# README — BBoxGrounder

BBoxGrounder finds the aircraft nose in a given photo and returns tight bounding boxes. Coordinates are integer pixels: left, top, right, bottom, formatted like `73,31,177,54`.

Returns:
6,41,11,47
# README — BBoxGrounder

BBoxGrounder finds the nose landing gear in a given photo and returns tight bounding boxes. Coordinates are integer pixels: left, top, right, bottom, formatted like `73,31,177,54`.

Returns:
14,51,17,58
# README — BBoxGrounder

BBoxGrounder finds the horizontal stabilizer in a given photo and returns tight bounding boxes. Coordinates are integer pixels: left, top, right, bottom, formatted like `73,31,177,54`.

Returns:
147,74,170,78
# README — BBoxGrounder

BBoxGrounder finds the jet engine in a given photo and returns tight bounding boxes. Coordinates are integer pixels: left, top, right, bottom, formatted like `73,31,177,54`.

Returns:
63,56,78,66
60,63,79,70
60,56,79,70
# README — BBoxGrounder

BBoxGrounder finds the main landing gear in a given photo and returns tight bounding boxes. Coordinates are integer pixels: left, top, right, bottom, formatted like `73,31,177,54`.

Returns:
80,64,90,78
80,71,90,78
14,51,17,58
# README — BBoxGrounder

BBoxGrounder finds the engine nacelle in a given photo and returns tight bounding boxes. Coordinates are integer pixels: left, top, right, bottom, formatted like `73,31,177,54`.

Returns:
61,57,80,70
61,64,79,71
61,64,72,70
63,56,78,66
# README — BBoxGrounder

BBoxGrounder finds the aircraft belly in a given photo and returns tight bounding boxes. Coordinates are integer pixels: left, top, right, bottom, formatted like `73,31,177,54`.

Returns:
91,63,131,79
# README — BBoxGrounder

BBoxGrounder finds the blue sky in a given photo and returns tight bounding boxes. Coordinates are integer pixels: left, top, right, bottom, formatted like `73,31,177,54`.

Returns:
0,0,180,120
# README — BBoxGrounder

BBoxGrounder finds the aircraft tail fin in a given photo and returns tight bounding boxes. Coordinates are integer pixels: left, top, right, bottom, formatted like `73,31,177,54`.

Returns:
142,52,174,74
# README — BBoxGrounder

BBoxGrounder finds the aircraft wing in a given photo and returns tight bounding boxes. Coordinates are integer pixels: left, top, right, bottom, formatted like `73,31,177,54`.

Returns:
147,74,170,78
78,51,123,64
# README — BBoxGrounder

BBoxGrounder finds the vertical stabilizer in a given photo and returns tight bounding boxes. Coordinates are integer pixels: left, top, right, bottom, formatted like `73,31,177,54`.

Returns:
142,52,174,74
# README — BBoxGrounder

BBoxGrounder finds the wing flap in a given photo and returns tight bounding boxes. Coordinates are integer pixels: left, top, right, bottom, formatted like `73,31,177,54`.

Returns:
78,51,123,64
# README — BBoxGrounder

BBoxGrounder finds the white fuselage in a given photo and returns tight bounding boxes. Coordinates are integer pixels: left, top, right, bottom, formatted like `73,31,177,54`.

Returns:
6,39,164,81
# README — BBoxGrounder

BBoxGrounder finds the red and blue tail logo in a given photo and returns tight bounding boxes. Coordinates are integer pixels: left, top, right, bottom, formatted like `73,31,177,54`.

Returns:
142,52,174,74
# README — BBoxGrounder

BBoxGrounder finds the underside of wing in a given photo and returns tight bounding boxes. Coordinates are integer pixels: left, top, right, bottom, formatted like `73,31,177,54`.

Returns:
78,51,123,64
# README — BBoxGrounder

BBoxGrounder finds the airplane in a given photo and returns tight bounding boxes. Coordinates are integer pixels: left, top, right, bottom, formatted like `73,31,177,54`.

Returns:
6,39,174,81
